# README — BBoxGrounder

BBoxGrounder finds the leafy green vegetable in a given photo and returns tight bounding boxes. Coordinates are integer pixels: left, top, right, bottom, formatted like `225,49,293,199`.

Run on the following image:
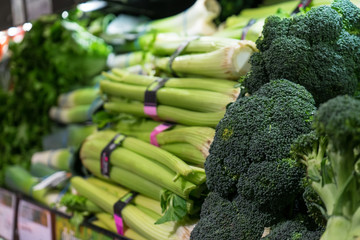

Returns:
0,15,111,184
155,190,188,224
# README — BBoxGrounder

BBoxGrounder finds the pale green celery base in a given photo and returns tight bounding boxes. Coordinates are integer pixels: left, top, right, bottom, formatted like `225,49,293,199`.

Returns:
320,216,351,240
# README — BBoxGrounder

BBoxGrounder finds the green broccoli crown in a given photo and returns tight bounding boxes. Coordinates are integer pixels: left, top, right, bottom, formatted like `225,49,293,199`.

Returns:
190,192,277,240
331,0,360,34
205,79,315,198
245,0,360,105
315,95,360,150
237,158,305,213
263,219,324,240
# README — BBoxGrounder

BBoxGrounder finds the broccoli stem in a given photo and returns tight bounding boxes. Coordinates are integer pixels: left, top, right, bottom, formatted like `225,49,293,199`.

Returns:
320,216,351,240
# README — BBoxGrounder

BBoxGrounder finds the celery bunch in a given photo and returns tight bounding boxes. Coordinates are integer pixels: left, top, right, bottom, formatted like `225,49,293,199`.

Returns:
49,88,100,124
80,131,206,223
113,117,215,166
101,69,240,127
69,177,196,240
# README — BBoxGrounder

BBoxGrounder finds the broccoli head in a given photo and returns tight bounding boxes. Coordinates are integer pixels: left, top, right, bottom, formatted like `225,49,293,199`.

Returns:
237,158,305,213
190,192,277,240
263,219,324,240
205,79,315,198
245,0,360,105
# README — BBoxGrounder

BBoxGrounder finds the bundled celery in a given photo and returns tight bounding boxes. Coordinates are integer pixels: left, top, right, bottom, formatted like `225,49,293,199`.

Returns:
4,166,66,206
137,0,220,36
113,117,215,166
30,163,58,177
80,131,206,201
101,73,238,112
104,98,225,127
58,88,99,108
106,69,240,97
107,51,154,69
83,159,164,201
82,131,193,176
67,124,97,148
138,33,243,55
70,177,196,240
101,69,238,127
31,148,73,171
153,41,256,79
49,105,92,124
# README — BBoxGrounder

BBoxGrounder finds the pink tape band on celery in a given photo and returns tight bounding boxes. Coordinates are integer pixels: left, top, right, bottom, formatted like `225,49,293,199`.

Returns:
114,214,124,235
144,104,159,121
150,123,174,146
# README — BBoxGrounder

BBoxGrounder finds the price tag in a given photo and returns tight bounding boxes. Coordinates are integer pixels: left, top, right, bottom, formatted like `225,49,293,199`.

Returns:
0,189,17,240
25,0,52,21
18,200,52,240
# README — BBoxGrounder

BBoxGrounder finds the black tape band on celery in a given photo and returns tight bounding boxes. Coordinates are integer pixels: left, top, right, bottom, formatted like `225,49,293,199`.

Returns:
144,78,169,120
113,191,139,235
100,134,126,177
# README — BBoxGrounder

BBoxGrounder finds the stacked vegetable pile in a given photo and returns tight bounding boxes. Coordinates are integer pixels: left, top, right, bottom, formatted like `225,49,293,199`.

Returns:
191,0,360,239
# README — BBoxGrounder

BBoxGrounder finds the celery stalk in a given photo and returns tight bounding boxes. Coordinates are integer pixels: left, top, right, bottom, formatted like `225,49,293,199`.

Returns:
110,69,240,97
82,159,163,201
107,51,154,69
71,177,188,240
161,143,206,166
140,34,242,55
49,105,91,124
100,80,234,112
95,213,148,240
86,177,163,215
30,163,58,177
31,149,72,171
67,124,97,148
82,131,193,176
95,213,118,233
104,99,225,127
81,154,196,199
139,0,220,36
4,166,59,206
58,88,99,108
154,41,257,80
91,219,110,230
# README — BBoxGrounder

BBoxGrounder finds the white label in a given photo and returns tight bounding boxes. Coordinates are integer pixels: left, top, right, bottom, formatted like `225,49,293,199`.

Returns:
11,0,26,26
25,0,52,21
18,200,52,240
0,189,16,240
33,171,68,191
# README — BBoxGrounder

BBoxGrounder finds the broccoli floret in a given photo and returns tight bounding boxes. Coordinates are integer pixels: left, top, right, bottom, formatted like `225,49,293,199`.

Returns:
331,0,360,34
264,219,324,240
315,95,360,150
245,0,360,105
237,158,305,213
205,79,315,198
292,95,360,240
190,192,277,240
